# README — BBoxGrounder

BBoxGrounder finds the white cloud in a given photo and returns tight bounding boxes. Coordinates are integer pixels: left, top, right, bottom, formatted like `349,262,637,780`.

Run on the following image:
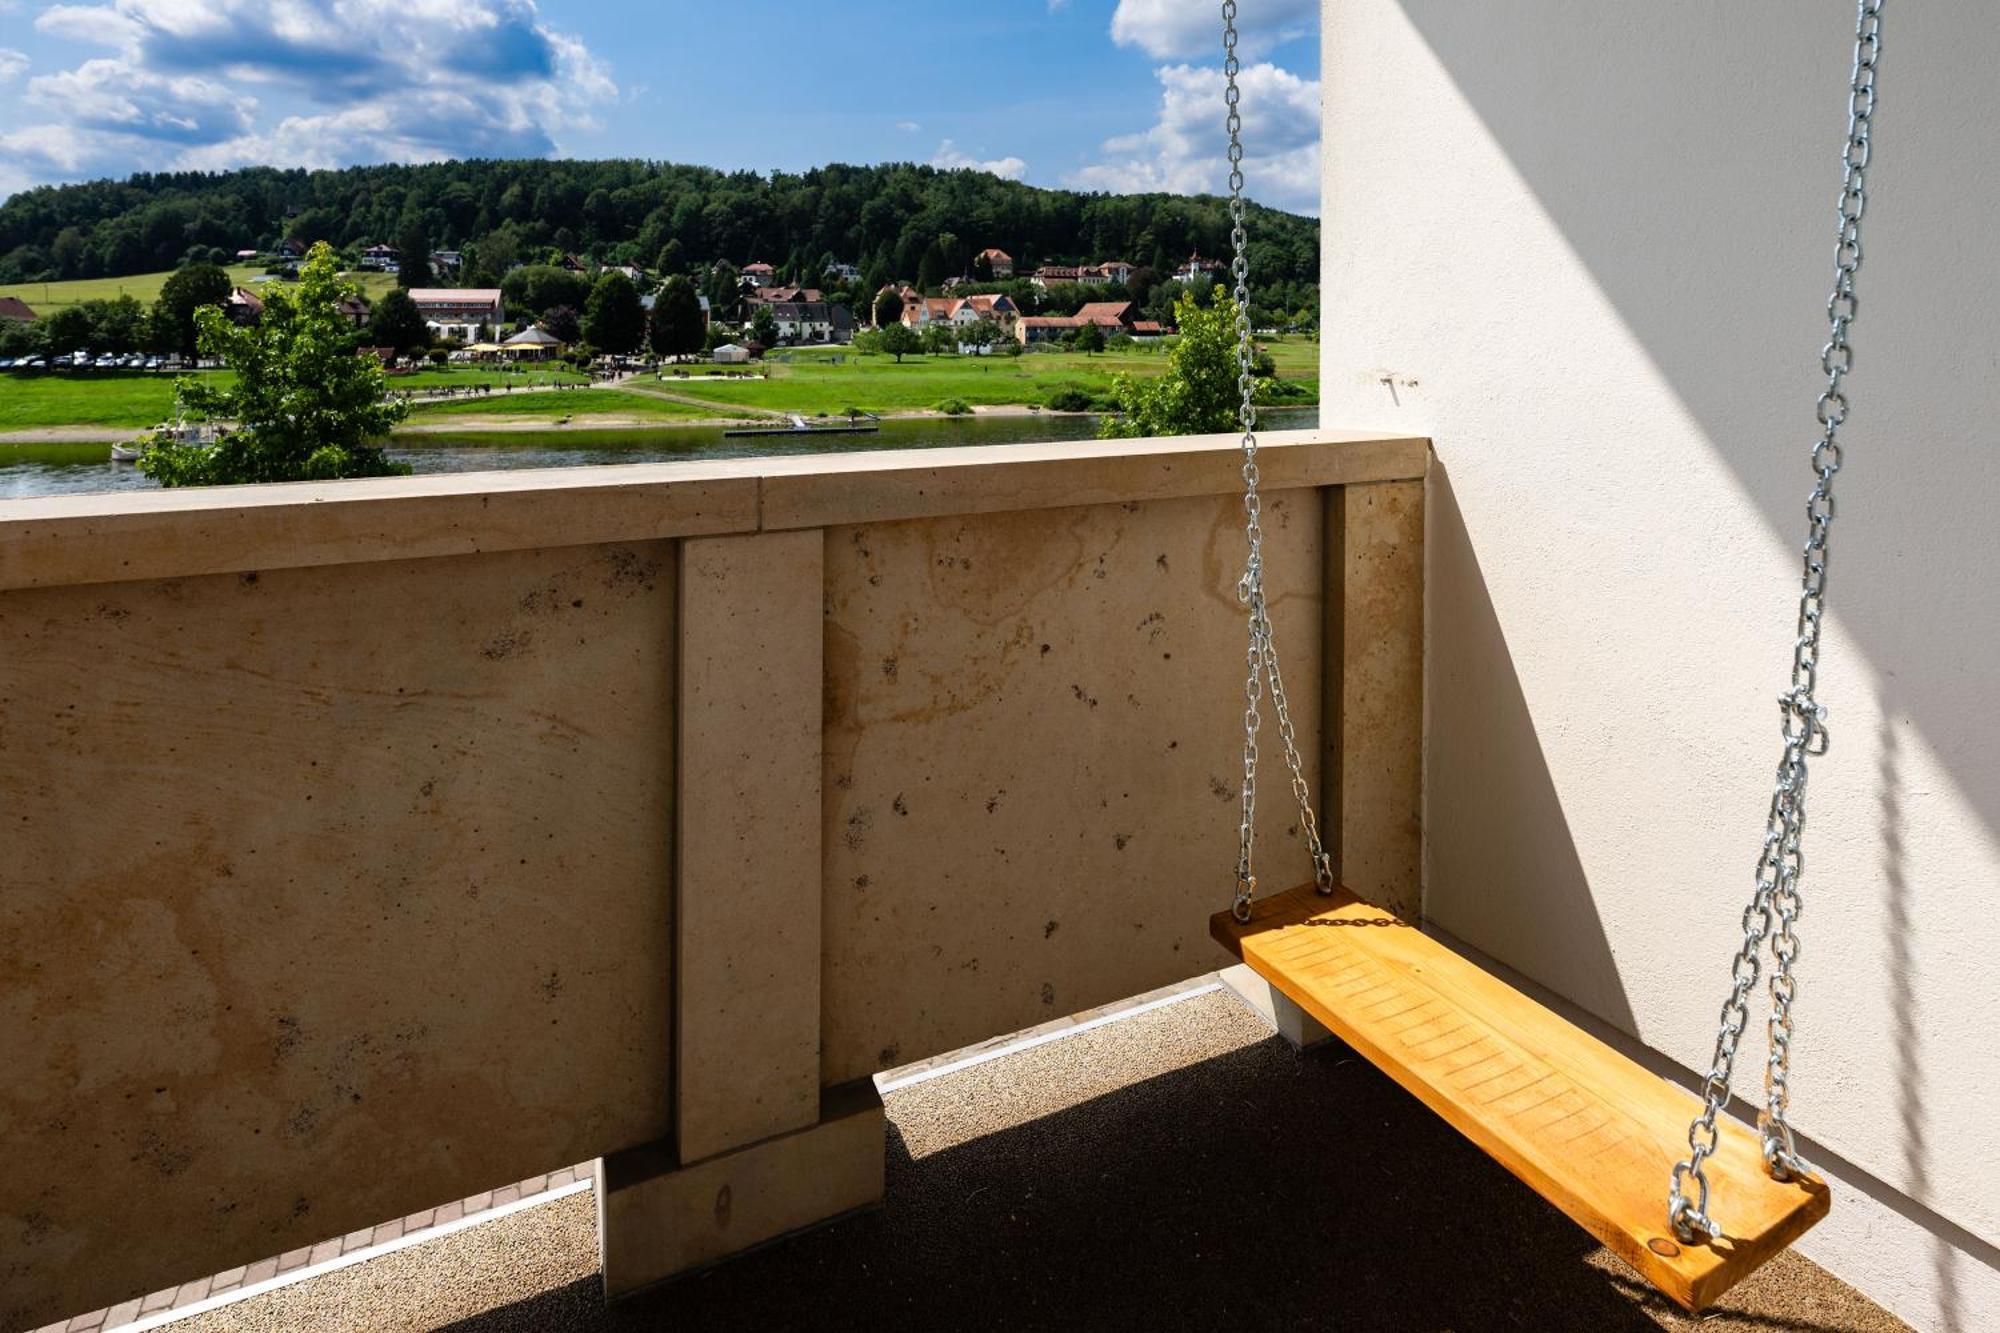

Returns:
26,58,255,145
0,48,27,84
3,0,615,192
930,138,1027,181
1067,61,1320,214
1110,0,1317,61
896,120,921,133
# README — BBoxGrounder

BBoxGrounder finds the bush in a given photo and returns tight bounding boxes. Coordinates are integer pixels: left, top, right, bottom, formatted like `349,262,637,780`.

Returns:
1046,388,1093,413
935,397,972,416
427,347,449,366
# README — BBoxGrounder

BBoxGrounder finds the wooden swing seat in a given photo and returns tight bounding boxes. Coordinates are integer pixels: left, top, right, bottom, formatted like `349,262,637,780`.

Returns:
1211,883,1830,1312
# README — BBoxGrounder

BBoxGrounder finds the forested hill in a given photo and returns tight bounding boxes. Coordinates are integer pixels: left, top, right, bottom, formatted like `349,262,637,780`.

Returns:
0,159,1318,293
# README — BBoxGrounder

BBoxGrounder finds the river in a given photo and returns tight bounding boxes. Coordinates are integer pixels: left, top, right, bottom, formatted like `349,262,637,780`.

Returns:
0,407,1320,501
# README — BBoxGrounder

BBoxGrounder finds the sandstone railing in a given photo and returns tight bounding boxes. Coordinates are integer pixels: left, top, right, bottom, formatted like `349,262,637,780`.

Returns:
0,429,1426,1325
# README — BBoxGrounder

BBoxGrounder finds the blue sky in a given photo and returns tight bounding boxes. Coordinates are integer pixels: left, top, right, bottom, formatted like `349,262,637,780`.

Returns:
0,0,1321,212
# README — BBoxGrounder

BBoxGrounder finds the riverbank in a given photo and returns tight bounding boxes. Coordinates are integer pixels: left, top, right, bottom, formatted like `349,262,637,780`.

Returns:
0,338,1320,438
0,406,1322,499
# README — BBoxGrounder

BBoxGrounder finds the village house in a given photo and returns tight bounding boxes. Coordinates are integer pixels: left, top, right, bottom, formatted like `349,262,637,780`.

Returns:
976,247,1014,278
431,250,463,276
408,288,506,342
740,261,777,287
0,296,36,323
824,260,862,282
895,289,1019,337
358,243,399,272
747,285,823,309
1013,299,1161,345
767,301,836,344
1172,250,1225,285
337,295,371,329
1029,261,1133,289
501,326,565,361
223,288,264,326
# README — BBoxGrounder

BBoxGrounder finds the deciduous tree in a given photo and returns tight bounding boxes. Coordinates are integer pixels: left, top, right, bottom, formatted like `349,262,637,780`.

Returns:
1100,291,1242,439
648,275,706,358
583,270,645,354
148,262,232,358
139,242,409,486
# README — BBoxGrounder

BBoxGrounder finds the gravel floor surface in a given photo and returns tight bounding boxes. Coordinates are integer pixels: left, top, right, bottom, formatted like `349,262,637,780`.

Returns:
174,991,1908,1332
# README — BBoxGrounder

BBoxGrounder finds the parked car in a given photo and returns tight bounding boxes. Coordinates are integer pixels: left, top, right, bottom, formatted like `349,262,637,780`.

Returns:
144,356,163,370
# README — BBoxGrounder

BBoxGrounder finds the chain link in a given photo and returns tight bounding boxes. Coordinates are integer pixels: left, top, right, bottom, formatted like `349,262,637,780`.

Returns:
1225,0,1333,924
1669,0,1883,1243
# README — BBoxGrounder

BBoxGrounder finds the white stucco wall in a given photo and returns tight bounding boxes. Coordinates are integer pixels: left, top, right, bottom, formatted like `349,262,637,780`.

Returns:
1317,4,2000,1329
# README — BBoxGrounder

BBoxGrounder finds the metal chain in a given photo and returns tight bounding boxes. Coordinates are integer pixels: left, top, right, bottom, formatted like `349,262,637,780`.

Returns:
1669,0,1883,1243
1225,0,1333,924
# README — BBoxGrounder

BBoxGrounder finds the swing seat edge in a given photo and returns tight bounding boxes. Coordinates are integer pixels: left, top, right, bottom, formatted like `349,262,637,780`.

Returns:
1209,883,1830,1312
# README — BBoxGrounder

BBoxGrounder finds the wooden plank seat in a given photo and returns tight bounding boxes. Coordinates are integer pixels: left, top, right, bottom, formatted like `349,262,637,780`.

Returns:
1211,883,1830,1312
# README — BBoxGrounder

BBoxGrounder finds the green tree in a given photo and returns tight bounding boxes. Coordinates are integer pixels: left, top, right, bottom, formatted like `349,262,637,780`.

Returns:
543,304,583,346
706,260,740,315
397,220,433,289
961,318,1004,352
920,322,957,355
1100,291,1243,439
149,261,232,358
750,305,779,348
583,270,645,354
877,323,921,363
42,306,93,355
872,287,904,328
648,275,706,358
1072,320,1106,355
368,288,430,354
501,264,591,319
916,240,946,292
138,243,410,486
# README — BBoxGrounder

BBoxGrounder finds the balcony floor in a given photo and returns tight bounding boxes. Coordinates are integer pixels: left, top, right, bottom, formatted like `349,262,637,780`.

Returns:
169,985,1904,1333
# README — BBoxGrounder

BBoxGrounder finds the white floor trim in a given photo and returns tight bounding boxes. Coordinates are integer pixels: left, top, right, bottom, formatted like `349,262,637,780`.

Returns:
874,980,1224,1094
112,1178,596,1332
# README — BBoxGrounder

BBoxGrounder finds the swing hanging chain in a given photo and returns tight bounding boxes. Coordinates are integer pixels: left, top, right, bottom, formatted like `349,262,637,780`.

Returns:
1668,0,1882,1245
1226,0,1332,926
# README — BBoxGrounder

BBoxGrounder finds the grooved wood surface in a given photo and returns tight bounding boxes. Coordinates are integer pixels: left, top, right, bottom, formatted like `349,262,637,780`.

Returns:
1211,883,1830,1312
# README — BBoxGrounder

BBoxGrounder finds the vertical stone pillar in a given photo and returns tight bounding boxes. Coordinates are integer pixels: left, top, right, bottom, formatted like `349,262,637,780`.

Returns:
599,528,884,1299
1328,480,1426,920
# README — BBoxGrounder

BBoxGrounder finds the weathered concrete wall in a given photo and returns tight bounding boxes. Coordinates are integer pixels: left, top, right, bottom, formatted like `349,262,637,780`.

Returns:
0,432,1426,1327
0,543,678,1327
820,490,1324,1082
1319,4,2000,1327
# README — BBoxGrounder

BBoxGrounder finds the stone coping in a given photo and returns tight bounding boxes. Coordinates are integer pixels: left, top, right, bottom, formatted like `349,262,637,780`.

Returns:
0,429,1428,591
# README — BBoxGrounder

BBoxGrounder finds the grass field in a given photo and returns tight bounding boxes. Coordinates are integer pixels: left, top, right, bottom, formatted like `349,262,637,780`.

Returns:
661,337,1318,417
405,389,739,423
390,367,589,391
0,371,212,430
0,265,399,316
0,335,1318,433
0,366,601,431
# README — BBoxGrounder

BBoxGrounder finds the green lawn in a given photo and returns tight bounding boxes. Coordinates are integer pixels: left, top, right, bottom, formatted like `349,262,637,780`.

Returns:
405,389,740,423
0,371,203,430
390,366,589,391
0,266,398,316
667,337,1318,417
0,365,595,431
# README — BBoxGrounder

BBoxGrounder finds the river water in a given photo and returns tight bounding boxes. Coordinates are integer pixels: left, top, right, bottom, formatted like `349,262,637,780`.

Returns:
0,407,1319,500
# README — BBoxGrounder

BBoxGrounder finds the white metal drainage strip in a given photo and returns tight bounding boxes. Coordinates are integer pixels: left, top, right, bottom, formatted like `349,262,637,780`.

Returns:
112,976,1222,1330
111,1177,596,1333
874,979,1224,1094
